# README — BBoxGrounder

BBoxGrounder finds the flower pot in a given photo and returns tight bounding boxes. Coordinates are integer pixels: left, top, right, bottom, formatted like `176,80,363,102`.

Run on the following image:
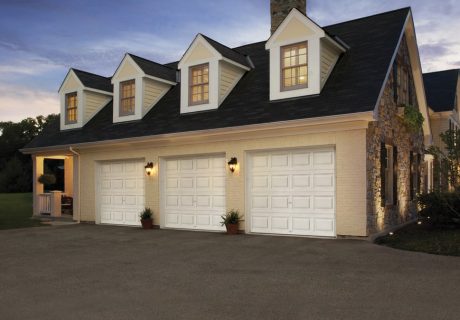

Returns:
225,223,239,235
141,218,153,229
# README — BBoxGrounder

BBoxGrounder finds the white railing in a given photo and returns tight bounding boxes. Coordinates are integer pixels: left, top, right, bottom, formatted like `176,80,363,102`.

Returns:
38,193,51,214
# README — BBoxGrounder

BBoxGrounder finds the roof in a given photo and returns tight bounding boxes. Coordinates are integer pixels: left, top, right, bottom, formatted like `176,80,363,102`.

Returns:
72,69,113,93
423,69,459,112
200,34,252,68
25,7,410,150
128,54,177,83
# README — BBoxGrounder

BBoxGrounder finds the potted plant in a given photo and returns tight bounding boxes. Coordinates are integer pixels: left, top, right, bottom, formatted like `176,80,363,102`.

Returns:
38,174,56,185
139,207,154,229
220,209,243,235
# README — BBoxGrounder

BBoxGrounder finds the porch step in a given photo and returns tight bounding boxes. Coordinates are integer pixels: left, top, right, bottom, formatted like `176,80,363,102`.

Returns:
32,214,75,223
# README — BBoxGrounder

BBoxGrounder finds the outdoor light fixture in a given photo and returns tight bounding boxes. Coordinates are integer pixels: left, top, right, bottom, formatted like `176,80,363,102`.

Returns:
227,157,238,173
145,162,154,176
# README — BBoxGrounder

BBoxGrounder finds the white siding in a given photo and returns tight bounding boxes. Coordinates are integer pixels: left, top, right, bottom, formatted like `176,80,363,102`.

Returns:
219,61,245,104
142,78,170,115
320,39,341,88
84,91,111,124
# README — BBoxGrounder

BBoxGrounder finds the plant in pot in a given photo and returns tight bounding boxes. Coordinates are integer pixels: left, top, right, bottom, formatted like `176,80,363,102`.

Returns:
220,209,243,235
139,207,154,229
38,174,56,185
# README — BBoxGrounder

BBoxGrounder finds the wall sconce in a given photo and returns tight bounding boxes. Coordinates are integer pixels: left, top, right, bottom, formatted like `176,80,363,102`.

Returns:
227,157,238,173
145,162,154,176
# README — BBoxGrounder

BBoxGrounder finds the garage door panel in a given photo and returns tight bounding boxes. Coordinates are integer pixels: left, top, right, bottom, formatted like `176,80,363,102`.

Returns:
164,155,226,231
249,148,335,237
98,159,144,226
271,154,289,167
181,214,194,225
292,217,311,232
271,216,289,231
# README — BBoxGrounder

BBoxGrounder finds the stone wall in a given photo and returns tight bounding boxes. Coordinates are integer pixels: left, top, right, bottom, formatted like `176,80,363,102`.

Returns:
366,36,424,233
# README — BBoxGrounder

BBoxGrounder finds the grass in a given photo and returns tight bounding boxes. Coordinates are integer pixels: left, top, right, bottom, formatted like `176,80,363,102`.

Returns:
376,221,460,256
0,193,44,230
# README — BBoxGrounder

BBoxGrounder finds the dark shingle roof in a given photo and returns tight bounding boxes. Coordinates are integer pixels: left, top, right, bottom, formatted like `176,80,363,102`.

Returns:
72,69,112,93
128,54,177,83
25,7,410,150
200,34,252,68
423,69,459,112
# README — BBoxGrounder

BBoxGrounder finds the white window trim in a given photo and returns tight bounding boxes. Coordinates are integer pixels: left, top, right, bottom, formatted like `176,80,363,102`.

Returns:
60,88,83,130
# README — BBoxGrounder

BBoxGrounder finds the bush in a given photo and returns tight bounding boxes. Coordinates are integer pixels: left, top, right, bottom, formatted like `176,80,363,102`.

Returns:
417,191,460,225
139,207,153,220
37,174,56,185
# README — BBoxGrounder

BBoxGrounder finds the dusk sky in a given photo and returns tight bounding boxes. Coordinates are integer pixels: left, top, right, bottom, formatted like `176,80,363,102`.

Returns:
0,0,459,122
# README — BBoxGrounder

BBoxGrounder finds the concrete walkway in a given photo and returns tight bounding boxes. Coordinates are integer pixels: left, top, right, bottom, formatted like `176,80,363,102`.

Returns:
0,225,459,320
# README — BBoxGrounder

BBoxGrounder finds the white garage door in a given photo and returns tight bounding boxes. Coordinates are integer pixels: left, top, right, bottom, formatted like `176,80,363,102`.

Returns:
97,159,145,226
163,155,226,231
248,148,335,237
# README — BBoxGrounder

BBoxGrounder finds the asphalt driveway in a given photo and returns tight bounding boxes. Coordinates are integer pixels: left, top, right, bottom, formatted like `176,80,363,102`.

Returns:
1,225,459,320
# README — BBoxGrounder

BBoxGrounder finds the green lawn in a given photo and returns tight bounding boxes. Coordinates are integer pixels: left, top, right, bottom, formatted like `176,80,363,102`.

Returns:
0,193,44,230
376,222,460,256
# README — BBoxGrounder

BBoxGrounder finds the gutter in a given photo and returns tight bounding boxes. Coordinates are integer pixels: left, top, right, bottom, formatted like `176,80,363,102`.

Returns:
69,147,81,223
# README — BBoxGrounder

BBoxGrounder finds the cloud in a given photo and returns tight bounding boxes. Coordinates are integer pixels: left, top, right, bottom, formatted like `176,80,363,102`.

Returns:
0,83,59,122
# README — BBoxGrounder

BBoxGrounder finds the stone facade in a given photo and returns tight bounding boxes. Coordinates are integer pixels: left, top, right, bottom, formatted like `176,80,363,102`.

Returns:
366,36,424,233
270,0,307,34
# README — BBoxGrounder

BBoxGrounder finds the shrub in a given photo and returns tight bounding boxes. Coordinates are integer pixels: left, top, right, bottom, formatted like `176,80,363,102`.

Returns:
220,209,243,226
417,191,460,226
139,207,153,220
402,104,424,133
37,174,56,185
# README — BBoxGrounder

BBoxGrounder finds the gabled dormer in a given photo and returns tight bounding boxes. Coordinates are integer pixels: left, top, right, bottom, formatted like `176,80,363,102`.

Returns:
58,69,113,130
178,34,252,114
266,8,346,101
111,54,176,123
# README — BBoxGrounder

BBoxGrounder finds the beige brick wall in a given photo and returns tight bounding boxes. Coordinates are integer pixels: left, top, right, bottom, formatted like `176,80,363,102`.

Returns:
77,126,368,236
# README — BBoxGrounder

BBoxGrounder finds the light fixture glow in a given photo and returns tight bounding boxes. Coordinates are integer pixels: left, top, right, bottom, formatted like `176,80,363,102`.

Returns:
389,232,394,236
227,157,238,173
145,162,154,176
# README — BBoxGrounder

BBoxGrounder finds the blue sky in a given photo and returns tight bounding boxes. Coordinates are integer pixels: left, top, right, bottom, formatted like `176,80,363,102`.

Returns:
0,0,459,121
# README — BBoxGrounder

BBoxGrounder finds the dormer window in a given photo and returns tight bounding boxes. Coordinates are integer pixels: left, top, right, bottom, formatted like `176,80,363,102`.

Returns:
281,42,308,91
120,79,136,116
189,64,209,105
65,92,78,124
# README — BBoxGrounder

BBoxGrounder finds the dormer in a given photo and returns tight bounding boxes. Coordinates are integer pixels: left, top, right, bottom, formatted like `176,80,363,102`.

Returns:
266,5,346,101
178,34,252,114
58,69,112,130
111,54,176,123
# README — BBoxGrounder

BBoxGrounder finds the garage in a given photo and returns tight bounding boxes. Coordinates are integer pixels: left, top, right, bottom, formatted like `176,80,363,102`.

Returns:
247,147,336,237
162,155,226,231
97,159,145,226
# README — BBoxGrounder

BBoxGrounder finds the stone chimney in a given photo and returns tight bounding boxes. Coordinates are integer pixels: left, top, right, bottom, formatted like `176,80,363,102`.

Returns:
270,0,307,34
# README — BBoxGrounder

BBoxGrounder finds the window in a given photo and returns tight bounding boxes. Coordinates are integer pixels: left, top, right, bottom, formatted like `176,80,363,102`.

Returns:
65,92,77,124
381,143,397,206
189,64,209,105
281,42,308,91
120,80,135,116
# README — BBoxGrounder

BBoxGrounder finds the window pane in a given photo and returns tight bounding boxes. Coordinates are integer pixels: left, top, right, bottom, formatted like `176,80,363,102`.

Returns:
299,54,307,65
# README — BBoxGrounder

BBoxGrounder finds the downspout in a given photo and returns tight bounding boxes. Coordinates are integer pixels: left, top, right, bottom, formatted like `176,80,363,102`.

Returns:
69,147,81,223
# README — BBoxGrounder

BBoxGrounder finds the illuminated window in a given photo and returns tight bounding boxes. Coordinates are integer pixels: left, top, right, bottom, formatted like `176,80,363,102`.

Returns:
281,42,308,91
189,64,209,105
120,79,135,116
65,92,77,124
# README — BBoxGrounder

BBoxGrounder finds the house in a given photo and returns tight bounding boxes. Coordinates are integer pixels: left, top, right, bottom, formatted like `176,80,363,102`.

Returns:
423,69,460,190
22,0,432,237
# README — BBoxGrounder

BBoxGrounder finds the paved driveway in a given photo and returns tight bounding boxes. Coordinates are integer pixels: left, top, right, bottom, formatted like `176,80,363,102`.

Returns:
1,225,459,320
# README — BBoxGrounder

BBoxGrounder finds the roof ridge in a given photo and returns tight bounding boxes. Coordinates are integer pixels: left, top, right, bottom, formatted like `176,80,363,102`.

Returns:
423,68,460,75
324,7,411,29
127,53,177,70
199,33,248,57
72,68,111,79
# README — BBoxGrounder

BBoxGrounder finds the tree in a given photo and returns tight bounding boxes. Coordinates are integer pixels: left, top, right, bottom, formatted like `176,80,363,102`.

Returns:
427,128,460,191
0,114,58,193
